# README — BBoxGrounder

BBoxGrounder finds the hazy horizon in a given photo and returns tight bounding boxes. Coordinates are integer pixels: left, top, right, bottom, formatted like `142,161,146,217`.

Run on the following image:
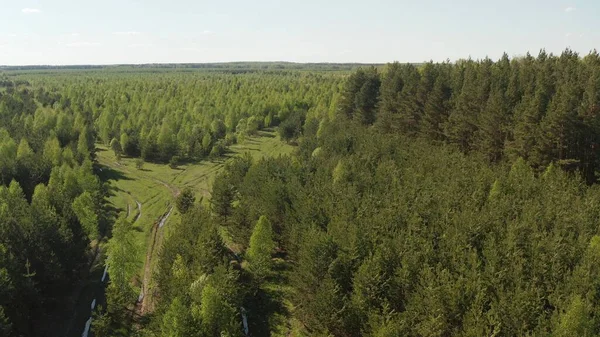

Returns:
1,0,598,65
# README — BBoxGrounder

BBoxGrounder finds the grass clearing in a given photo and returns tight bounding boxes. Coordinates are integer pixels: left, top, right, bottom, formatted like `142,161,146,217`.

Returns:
94,130,294,314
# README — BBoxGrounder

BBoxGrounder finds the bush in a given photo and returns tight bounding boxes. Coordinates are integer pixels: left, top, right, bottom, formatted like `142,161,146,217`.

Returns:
175,187,196,214
135,158,144,170
169,155,180,168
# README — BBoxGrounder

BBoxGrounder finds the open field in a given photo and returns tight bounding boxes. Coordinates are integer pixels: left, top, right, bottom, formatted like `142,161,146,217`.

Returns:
97,129,294,267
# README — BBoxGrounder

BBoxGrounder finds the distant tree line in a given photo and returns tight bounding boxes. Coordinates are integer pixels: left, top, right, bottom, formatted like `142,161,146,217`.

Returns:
24,71,342,165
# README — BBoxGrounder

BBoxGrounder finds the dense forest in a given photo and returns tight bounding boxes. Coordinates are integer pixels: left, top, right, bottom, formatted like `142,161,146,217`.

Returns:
3,50,600,336
24,70,342,163
0,78,105,336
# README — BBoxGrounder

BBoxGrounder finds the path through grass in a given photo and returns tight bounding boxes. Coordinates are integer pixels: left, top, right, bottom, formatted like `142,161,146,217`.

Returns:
97,131,293,312
67,131,293,337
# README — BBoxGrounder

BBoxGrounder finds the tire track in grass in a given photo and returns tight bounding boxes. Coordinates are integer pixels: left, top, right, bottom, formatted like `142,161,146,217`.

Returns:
138,206,173,314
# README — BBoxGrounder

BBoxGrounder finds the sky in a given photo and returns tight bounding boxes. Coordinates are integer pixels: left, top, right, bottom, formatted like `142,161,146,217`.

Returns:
0,0,598,65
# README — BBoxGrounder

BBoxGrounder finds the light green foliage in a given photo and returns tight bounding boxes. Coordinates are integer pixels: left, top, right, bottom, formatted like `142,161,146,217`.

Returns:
199,271,240,337
246,116,260,135
110,137,122,159
200,284,231,334
488,179,502,200
202,132,212,153
77,127,92,161
16,139,33,160
0,136,16,184
62,147,75,166
107,216,139,293
72,191,99,239
311,147,323,158
43,136,62,166
555,295,593,337
119,133,129,157
332,160,347,184
247,215,275,279
135,158,144,170
264,112,273,128
162,297,191,337
158,122,177,161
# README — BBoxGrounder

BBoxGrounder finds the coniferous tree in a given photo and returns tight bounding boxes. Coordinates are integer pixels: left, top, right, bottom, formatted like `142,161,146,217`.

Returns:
476,88,510,162
175,187,196,214
444,61,481,152
247,215,275,280
420,74,452,141
339,67,381,124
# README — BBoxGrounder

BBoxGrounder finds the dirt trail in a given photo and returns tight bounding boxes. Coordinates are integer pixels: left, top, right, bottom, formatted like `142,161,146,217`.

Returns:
155,178,180,197
103,158,182,316
134,201,142,223
138,206,173,314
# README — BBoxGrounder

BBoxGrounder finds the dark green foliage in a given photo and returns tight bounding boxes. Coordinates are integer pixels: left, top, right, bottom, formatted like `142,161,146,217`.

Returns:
169,155,180,168
0,306,12,337
6,53,600,336
110,137,122,160
0,79,103,336
209,140,227,158
193,109,600,336
175,187,196,214
278,108,306,142
339,67,381,125
336,50,600,182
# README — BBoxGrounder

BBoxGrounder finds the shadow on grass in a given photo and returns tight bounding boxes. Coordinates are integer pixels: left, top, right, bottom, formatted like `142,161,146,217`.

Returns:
96,164,132,182
244,259,293,336
245,286,289,337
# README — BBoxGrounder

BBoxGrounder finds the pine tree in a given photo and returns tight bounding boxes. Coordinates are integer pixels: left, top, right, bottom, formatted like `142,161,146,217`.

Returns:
109,138,122,160
72,191,99,239
578,65,600,182
247,215,275,279
175,187,196,214
338,67,381,124
376,63,422,134
476,88,510,162
420,75,451,140
444,61,481,152
77,128,91,162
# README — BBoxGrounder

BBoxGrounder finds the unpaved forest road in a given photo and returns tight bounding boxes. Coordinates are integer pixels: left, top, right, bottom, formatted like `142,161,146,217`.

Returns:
95,159,181,323
138,206,173,314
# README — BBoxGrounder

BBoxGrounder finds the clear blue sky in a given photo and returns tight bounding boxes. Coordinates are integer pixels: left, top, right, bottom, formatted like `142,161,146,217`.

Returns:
0,0,598,65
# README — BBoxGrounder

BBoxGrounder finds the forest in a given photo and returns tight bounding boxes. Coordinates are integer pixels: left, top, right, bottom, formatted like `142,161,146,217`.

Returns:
2,49,600,336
